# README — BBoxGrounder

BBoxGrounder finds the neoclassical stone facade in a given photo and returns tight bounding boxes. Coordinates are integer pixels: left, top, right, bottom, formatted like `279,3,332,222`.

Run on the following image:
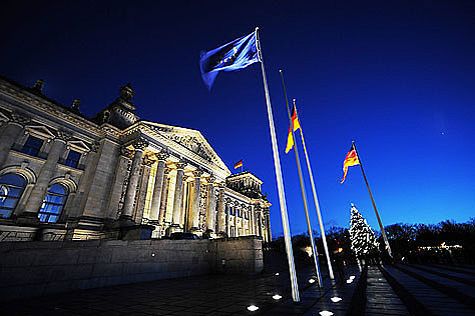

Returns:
0,76,271,242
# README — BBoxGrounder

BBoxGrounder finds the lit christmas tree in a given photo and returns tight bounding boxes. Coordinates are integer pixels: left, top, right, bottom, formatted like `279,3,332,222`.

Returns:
349,204,379,264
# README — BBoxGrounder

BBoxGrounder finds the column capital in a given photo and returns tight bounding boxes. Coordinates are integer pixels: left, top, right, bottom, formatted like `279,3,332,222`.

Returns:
142,155,156,166
175,161,187,170
120,146,134,159
208,176,216,184
132,138,148,151
155,151,170,161
164,167,172,175
192,169,204,178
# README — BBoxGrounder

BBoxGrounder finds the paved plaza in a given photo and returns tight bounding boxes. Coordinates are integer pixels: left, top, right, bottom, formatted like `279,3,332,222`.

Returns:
3,261,475,315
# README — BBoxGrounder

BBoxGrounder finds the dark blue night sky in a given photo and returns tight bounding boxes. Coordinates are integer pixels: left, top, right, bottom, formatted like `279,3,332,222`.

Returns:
1,1,474,237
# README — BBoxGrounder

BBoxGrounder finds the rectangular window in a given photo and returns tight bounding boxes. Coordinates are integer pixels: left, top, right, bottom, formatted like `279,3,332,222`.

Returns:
64,150,81,168
21,135,44,157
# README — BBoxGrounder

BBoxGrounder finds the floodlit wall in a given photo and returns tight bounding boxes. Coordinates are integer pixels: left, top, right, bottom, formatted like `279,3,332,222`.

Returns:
0,236,263,302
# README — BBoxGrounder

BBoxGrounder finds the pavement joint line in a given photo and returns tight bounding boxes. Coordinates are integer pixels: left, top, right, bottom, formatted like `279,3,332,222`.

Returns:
393,264,475,309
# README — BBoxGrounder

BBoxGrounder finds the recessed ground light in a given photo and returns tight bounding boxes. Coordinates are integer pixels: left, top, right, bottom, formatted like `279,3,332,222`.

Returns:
247,305,259,312
275,272,280,276
151,253,156,257
349,275,355,280
308,278,316,284
330,296,342,303
272,294,282,300
319,311,334,316
346,279,353,284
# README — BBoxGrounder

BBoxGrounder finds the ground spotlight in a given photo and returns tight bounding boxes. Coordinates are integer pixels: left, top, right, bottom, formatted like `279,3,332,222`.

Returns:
346,279,353,284
247,305,259,312
319,310,334,316
275,272,280,276
330,296,342,303
308,278,316,284
272,294,282,300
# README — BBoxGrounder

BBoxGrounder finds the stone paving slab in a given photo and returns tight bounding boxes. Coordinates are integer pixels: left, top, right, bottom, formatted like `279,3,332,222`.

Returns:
384,265,475,316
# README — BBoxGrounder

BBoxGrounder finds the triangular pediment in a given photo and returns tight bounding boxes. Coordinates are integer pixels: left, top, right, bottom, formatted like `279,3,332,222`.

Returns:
67,140,91,152
25,125,55,139
139,121,231,175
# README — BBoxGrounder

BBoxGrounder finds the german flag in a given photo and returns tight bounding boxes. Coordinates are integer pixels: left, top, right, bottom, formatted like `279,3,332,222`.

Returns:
285,105,301,154
340,143,360,183
233,159,243,169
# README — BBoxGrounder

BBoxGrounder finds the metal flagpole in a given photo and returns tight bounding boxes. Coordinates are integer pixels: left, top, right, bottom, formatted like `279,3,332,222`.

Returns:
352,141,393,258
255,28,300,302
279,70,322,287
293,100,335,280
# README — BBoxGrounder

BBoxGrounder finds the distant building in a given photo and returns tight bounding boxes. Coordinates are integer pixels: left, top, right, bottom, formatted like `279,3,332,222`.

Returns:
0,76,271,242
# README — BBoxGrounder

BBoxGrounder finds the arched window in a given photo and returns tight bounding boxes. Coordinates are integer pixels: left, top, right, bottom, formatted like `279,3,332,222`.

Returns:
0,173,27,219
38,183,69,223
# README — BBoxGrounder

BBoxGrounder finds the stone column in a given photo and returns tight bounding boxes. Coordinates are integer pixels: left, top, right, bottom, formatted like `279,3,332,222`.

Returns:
216,184,226,234
149,151,169,221
0,112,30,168
120,139,148,221
190,169,203,232
18,132,69,221
171,161,186,229
234,206,239,237
226,200,231,236
250,205,255,235
158,168,171,224
265,209,272,242
206,177,216,233
256,211,263,237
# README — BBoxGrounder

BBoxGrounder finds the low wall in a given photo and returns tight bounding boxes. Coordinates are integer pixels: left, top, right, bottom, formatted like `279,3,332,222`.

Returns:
0,236,263,302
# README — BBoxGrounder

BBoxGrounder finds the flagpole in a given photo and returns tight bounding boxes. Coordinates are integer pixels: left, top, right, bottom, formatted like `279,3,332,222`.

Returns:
293,99,335,281
279,70,322,287
255,27,300,302
352,141,393,258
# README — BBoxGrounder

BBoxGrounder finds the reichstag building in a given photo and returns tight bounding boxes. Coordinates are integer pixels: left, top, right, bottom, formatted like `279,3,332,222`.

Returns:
0,76,271,242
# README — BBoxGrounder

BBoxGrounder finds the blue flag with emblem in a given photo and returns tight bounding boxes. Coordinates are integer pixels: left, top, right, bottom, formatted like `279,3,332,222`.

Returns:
199,32,259,90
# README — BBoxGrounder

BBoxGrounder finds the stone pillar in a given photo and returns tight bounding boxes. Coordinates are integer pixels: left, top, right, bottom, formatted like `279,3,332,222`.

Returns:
250,205,255,235
68,144,99,219
234,206,239,237
158,168,171,224
265,209,272,242
190,169,203,232
216,184,226,234
0,112,29,168
149,152,169,221
226,201,231,236
206,177,216,233
120,140,148,221
18,132,69,220
170,161,186,230
257,211,263,237
133,156,153,223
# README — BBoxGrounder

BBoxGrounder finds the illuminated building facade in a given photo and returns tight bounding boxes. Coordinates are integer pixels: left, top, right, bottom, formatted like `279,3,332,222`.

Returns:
0,76,271,242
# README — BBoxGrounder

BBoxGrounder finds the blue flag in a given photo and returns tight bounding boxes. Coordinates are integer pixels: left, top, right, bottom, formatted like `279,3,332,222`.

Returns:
200,32,259,90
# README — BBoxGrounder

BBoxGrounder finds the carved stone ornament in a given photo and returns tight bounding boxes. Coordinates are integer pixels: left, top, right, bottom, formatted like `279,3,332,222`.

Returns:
10,111,31,126
182,175,190,182
164,167,172,175
120,146,134,159
175,161,187,170
208,176,216,184
132,138,148,151
155,151,170,161
142,155,156,167
193,169,204,178
90,141,101,153
56,129,73,141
